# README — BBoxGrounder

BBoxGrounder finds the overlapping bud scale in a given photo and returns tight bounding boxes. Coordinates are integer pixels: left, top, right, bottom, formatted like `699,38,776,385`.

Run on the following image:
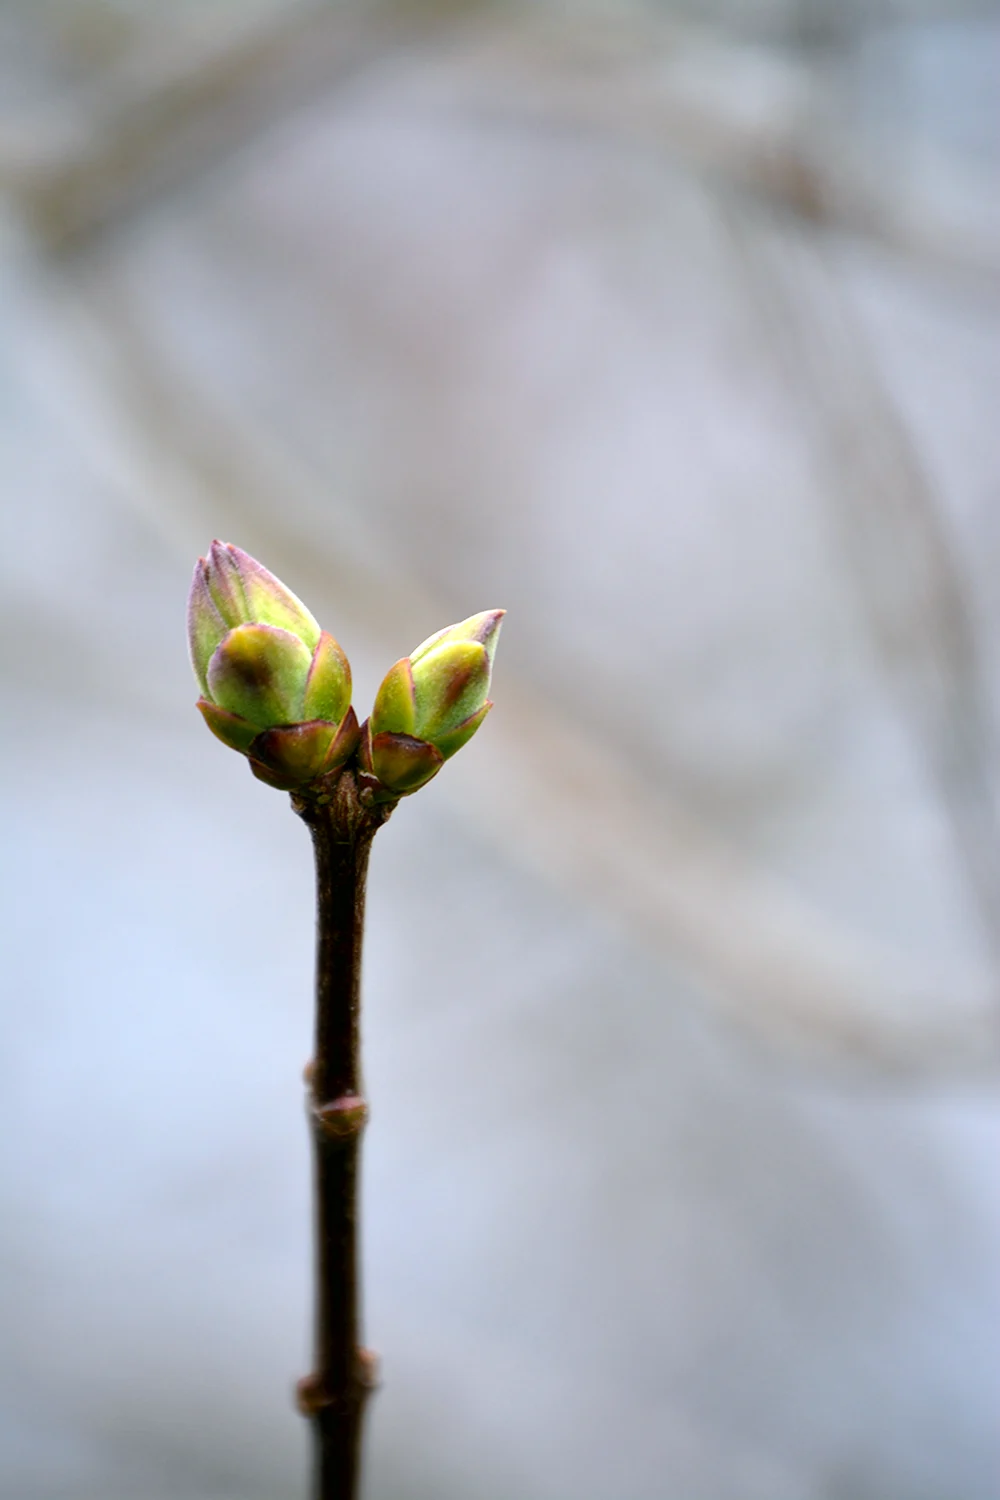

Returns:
188,541,358,790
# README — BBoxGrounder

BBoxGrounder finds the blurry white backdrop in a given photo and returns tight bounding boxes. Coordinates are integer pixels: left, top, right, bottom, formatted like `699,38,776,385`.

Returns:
1,3,999,1498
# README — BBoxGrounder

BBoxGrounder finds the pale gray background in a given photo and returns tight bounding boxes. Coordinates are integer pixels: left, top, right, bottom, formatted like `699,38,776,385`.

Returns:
1,3,999,1498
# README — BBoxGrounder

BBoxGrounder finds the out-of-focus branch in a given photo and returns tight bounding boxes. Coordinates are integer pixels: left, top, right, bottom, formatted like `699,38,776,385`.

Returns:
727,205,1000,973
0,0,459,250
1,6,995,279
441,14,1000,282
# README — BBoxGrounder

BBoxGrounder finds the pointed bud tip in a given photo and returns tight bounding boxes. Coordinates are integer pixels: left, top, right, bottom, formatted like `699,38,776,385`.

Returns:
207,538,253,573
474,608,505,645
409,608,506,667
211,538,248,564
455,607,505,646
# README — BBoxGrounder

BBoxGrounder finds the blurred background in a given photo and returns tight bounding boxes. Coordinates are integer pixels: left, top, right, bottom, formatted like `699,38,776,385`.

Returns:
1,1,999,1497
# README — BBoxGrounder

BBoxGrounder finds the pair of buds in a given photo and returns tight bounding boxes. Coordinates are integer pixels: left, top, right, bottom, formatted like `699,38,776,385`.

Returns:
188,542,503,799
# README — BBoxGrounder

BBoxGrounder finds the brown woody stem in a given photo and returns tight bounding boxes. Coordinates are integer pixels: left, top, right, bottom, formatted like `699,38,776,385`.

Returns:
294,770,393,1500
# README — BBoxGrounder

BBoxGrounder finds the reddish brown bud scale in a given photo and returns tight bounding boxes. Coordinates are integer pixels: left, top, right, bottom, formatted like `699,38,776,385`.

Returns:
369,731,444,794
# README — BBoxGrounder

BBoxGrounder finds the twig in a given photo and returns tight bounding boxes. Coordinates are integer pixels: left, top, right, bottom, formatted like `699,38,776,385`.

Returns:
294,770,393,1500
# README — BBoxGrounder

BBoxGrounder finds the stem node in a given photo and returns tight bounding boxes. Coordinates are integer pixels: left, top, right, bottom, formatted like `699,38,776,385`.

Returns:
313,1094,369,1141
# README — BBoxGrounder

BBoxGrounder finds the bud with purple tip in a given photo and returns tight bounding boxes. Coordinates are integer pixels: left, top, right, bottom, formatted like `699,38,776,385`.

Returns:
188,541,358,791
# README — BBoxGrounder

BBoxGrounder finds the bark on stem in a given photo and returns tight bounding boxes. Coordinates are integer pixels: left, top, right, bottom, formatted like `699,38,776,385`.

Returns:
294,770,392,1500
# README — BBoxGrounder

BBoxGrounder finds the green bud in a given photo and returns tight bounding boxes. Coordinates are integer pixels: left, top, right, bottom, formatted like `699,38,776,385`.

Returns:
188,542,357,789
365,610,504,797
207,623,313,728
